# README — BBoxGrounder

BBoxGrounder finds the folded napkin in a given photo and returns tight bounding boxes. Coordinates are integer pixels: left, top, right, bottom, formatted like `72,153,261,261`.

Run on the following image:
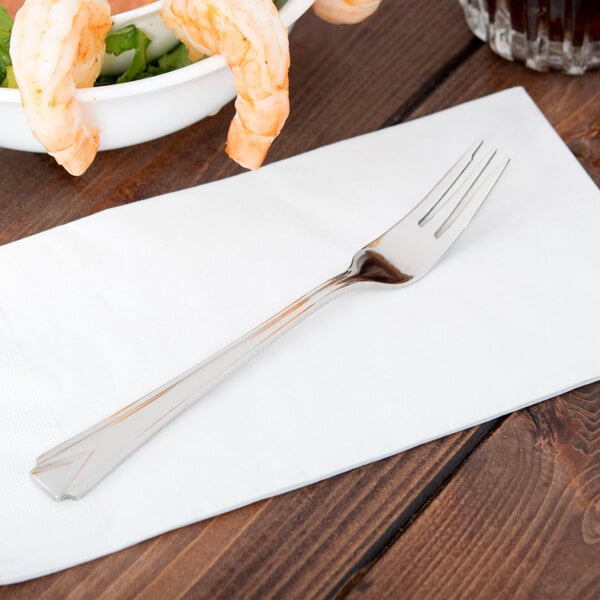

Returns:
1,87,599,583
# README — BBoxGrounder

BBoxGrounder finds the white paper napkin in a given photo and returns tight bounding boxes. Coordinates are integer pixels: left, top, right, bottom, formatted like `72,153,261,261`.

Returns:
1,87,599,584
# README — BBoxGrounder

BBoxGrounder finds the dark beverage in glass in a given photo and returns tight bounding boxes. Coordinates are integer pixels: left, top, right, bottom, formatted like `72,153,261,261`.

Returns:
460,0,600,74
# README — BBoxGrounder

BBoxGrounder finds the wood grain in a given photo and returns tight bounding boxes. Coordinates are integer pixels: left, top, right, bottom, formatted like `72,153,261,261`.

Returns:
346,385,600,599
407,44,600,184
1,0,598,596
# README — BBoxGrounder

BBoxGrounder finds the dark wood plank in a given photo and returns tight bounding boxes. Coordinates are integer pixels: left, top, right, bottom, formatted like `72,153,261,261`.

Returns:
406,43,600,185
1,0,598,597
346,384,600,599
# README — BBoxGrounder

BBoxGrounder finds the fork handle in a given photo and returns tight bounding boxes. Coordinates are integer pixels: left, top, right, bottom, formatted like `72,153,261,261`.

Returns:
32,268,359,500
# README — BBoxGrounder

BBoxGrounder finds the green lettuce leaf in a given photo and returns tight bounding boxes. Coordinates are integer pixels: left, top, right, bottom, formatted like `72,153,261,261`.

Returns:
1,63,15,87
0,4,13,86
138,42,196,77
97,26,198,85
103,24,151,84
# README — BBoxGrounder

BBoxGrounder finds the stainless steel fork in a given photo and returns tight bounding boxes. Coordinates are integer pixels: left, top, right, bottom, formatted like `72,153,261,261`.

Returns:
32,141,509,501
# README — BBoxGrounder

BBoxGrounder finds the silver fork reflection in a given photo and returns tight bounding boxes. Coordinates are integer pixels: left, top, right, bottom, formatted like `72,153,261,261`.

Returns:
32,141,509,501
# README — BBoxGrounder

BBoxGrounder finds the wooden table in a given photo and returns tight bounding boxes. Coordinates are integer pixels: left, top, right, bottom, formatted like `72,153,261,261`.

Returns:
2,1,599,597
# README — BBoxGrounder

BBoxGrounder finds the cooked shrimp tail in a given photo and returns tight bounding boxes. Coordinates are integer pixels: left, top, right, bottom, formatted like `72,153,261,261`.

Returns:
313,0,382,24
161,0,290,170
10,0,112,175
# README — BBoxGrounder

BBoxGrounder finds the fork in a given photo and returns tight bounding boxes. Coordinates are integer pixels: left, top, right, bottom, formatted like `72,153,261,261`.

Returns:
32,141,509,501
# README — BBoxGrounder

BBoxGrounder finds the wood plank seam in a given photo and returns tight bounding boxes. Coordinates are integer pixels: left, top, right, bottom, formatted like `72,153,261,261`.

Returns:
380,37,483,129
328,417,507,599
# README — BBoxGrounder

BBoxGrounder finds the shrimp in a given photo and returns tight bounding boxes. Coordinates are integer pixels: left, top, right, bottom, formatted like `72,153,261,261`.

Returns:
313,0,381,24
10,0,112,175
160,0,290,170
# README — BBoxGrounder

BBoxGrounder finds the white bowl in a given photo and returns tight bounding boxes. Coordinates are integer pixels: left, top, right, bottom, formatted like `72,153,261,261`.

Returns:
0,0,314,153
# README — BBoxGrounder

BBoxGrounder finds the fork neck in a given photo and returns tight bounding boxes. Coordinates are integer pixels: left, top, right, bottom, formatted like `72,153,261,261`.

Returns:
349,248,413,285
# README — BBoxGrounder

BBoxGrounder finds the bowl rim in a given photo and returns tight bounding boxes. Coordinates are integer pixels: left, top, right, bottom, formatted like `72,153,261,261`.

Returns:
110,0,165,27
0,0,313,104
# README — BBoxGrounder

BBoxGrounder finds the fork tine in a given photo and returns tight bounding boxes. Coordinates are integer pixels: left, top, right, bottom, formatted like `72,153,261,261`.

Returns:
411,139,484,225
435,154,510,241
422,147,498,232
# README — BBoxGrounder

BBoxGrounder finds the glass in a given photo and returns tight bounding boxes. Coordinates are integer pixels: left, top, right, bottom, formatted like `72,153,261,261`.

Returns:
459,0,600,74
